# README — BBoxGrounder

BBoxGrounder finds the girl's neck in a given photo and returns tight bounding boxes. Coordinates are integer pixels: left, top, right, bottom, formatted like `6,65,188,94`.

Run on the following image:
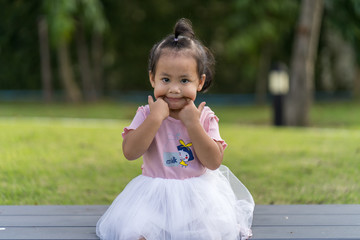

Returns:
169,110,181,119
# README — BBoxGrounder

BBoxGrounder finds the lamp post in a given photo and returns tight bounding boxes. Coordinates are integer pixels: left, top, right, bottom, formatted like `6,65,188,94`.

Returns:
268,63,289,126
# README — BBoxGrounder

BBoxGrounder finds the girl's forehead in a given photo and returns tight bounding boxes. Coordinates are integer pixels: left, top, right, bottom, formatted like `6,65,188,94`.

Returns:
157,50,196,66
152,48,199,76
160,48,195,59
157,50,197,67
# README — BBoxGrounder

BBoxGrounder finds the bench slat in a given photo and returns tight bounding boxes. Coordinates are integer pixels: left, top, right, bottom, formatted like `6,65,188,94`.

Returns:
253,214,360,226
2,214,360,227
253,226,360,239
1,205,359,239
0,216,98,227
0,205,107,216
254,204,360,215
0,227,98,240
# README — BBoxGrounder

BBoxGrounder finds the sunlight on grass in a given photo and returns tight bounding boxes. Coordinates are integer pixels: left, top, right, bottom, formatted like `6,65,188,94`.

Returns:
1,116,359,205
0,118,142,205
221,125,360,204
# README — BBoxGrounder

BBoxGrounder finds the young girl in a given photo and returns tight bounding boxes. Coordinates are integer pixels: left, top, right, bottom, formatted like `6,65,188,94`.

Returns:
96,18,254,240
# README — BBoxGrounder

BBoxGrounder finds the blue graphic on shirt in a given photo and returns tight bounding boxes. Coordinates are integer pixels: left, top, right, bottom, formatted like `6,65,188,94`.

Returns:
163,153,180,167
177,139,194,167
163,139,194,168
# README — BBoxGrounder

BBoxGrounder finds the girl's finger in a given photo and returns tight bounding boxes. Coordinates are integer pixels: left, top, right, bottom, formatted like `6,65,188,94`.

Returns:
186,99,196,107
148,95,154,104
198,101,206,112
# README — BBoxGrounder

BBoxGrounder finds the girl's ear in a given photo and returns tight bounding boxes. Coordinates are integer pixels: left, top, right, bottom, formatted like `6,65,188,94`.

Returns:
149,71,155,88
197,74,206,91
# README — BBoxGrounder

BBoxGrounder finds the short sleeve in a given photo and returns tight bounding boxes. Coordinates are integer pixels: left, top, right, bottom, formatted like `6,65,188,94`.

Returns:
200,107,227,150
122,105,150,138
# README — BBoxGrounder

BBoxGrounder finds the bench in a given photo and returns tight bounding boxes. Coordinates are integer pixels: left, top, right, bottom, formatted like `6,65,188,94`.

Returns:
0,205,359,239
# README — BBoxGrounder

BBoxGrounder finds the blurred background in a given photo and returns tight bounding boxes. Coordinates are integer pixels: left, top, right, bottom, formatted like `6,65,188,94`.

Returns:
1,0,360,205
1,1,359,116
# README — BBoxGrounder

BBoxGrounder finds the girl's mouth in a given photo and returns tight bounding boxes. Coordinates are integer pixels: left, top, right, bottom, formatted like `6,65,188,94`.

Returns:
164,97,186,109
165,97,182,102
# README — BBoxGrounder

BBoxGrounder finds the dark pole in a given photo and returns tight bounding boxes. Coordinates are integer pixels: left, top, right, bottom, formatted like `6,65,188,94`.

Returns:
273,95,284,126
269,62,289,127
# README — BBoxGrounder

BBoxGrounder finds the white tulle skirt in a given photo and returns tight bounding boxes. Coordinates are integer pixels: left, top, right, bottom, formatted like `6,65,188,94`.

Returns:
96,165,254,240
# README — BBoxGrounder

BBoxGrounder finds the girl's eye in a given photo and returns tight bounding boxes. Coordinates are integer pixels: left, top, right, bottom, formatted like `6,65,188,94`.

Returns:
181,79,189,84
162,78,170,83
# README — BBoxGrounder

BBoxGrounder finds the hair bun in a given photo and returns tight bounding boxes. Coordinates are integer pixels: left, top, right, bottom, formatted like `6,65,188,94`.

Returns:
149,18,215,92
174,18,195,39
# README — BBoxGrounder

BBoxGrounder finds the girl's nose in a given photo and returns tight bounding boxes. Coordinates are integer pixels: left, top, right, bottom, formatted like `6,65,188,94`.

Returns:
169,84,181,93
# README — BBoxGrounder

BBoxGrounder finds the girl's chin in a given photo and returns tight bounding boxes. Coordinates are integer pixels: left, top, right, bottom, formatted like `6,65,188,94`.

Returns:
167,103,186,110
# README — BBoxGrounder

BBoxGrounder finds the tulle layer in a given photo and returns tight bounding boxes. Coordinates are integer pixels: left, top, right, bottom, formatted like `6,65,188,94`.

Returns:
96,165,254,240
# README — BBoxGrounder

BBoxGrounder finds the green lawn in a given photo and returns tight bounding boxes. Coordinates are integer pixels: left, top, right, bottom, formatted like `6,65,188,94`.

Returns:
1,101,360,205
1,100,360,127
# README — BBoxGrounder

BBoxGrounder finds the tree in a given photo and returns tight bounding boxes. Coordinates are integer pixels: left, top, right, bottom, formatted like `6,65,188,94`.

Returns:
325,0,360,99
223,0,298,102
38,16,53,102
74,0,107,101
44,0,82,102
43,0,107,102
284,0,324,126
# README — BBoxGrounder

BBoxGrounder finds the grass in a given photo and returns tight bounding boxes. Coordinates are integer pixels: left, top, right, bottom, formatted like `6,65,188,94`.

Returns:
0,100,360,205
1,100,360,127
0,118,141,205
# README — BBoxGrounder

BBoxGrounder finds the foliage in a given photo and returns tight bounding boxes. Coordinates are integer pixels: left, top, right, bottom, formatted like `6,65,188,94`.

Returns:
0,1,42,89
44,0,107,46
0,0,359,95
0,0,298,94
325,0,360,63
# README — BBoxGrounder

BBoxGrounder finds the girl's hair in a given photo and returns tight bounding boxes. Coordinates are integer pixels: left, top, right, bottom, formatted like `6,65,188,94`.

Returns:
148,18,215,92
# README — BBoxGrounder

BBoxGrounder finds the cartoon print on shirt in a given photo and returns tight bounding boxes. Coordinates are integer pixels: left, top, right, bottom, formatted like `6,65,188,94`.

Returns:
177,139,194,167
163,138,194,168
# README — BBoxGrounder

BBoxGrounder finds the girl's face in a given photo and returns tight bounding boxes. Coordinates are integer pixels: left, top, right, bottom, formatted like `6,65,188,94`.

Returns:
149,50,205,113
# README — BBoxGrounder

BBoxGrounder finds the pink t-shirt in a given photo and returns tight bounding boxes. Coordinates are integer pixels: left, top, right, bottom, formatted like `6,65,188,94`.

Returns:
122,105,227,179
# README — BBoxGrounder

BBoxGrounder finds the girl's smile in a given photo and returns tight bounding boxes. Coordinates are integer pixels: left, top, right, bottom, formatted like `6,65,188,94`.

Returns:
164,96,187,109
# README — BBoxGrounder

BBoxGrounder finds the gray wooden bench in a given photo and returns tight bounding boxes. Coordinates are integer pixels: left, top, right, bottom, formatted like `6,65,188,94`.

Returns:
1,205,359,239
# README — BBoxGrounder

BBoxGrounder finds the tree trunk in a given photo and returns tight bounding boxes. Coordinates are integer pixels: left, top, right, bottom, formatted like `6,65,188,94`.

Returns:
354,66,360,100
57,41,82,102
255,45,272,105
284,0,324,126
92,32,104,97
76,21,97,102
38,17,53,102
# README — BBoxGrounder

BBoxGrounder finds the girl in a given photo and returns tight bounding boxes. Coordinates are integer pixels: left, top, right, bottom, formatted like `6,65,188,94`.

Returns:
96,18,254,240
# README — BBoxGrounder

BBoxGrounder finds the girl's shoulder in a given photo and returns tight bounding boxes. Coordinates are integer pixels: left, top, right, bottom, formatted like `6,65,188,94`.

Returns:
136,105,150,117
201,105,217,117
200,106,220,124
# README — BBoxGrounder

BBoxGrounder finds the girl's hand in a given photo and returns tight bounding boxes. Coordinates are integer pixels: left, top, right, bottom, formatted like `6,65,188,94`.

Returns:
148,95,169,121
178,100,206,127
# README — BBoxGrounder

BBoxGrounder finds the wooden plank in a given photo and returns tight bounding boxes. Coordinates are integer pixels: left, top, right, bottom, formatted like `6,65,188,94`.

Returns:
252,205,360,239
254,204,360,215
2,214,360,227
3,204,359,215
253,214,360,226
0,227,98,240
0,205,107,216
1,205,360,239
252,226,360,240
0,216,98,227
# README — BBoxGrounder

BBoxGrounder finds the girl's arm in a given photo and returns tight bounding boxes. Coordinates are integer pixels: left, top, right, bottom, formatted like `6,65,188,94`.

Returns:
178,101,223,170
122,96,169,160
